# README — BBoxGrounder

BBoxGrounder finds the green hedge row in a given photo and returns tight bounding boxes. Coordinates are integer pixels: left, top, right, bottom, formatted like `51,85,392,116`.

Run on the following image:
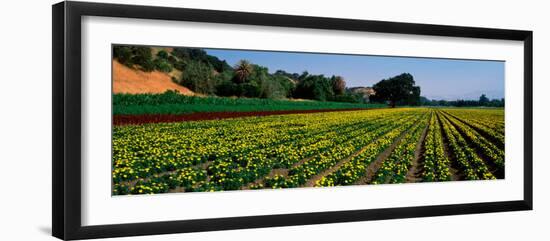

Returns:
113,91,384,115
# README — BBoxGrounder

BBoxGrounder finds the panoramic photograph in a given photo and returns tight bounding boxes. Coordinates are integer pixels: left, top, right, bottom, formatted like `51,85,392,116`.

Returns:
111,45,505,195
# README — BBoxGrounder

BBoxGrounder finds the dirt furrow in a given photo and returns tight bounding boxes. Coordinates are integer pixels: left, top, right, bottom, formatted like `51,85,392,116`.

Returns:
441,110,504,149
436,111,462,181
243,168,289,190
405,115,431,183
303,145,372,187
114,108,382,125
121,161,212,189
353,128,411,185
439,112,503,179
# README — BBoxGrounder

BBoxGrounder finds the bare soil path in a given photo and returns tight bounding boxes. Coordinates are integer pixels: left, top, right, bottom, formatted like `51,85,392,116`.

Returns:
405,117,430,182
118,161,212,189
303,144,372,187
353,128,411,185
243,168,289,190
436,111,462,181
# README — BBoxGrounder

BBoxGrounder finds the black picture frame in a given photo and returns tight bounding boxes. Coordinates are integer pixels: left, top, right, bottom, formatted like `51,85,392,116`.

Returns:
52,1,533,240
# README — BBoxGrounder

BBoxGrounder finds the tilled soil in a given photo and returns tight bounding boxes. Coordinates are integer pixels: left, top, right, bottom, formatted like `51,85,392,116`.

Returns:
405,119,430,182
113,108,375,125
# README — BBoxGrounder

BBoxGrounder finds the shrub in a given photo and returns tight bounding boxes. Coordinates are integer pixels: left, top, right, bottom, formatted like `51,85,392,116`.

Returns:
180,61,216,94
215,81,238,97
130,46,154,71
113,46,133,66
154,58,173,73
330,93,363,103
156,50,169,60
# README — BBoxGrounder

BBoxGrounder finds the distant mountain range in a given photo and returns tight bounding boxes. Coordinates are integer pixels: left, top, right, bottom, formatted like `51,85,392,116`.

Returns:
425,90,504,101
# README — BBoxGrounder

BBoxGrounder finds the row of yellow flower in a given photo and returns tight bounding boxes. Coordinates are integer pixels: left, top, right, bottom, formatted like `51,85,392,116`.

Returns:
113,108,416,194
202,109,417,190
422,111,452,182
113,107,504,195
314,110,428,186
443,109,504,148
441,111,504,171
112,110,369,184
439,112,495,180
286,112,417,187
372,112,429,184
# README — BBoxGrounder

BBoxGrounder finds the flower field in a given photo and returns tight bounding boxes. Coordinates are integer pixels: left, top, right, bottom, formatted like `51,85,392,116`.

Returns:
112,107,505,195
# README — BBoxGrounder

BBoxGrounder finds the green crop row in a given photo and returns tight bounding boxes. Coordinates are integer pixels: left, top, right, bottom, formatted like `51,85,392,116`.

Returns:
113,91,384,115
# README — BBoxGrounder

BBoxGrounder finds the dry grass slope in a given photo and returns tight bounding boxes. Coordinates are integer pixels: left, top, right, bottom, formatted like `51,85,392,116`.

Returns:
112,60,194,95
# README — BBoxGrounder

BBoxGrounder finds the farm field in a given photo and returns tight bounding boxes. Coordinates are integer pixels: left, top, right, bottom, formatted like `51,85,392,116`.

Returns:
112,107,504,195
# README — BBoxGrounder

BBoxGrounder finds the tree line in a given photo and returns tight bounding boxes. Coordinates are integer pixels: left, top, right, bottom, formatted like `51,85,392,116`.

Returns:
420,94,504,107
113,45,502,108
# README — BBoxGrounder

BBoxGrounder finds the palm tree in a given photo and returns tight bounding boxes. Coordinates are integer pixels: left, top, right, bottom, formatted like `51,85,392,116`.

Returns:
234,60,253,83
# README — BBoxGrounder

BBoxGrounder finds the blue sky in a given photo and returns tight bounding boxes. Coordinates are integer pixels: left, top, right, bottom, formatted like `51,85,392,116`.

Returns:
205,48,504,101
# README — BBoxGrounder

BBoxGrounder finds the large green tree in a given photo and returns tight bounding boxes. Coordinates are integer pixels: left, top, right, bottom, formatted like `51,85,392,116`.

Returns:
331,76,346,95
479,94,490,106
294,73,334,101
371,73,421,107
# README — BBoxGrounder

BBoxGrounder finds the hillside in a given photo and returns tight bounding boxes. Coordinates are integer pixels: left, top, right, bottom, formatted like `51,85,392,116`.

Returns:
111,45,375,104
112,60,194,95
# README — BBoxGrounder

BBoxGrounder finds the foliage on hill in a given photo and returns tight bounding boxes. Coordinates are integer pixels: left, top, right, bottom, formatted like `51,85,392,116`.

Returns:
112,45,369,104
